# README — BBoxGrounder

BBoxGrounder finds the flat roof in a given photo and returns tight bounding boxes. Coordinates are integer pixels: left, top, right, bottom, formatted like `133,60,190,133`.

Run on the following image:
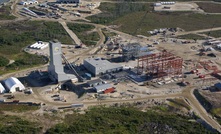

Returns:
94,83,112,91
87,78,102,85
214,83,221,89
84,58,122,70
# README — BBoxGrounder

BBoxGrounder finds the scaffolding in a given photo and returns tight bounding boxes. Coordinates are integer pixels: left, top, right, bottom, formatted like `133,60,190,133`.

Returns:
137,50,183,79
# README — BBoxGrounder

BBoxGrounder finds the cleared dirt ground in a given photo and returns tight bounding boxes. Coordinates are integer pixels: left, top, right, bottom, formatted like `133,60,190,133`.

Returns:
154,2,201,12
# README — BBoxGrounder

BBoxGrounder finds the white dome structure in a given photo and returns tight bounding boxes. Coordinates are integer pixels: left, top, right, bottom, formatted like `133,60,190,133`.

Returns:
19,1,29,5
4,77,25,93
0,83,6,94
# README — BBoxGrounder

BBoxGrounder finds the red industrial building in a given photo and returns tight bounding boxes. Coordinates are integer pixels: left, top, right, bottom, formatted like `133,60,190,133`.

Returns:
137,50,183,79
103,87,115,94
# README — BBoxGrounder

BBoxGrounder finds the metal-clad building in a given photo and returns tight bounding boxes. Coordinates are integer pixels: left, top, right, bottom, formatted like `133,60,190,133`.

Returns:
94,83,112,93
87,78,103,87
214,83,221,90
57,0,80,3
48,41,77,82
3,77,25,93
83,58,123,76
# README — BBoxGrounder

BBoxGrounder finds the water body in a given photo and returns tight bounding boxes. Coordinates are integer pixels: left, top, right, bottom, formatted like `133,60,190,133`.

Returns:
0,0,10,5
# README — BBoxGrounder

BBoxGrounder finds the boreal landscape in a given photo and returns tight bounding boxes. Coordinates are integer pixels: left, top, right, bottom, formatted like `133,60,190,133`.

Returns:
0,0,221,133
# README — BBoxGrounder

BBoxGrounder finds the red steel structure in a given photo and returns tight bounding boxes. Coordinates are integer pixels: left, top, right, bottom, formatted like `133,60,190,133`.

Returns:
137,50,183,78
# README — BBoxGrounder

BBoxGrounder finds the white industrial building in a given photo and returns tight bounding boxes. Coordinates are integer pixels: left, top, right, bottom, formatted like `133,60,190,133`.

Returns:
83,57,123,76
29,41,49,50
20,0,38,5
160,2,175,5
0,83,6,94
3,77,25,93
154,3,162,6
56,0,80,3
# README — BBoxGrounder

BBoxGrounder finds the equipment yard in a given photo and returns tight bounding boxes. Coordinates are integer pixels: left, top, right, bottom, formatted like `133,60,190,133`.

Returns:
154,2,201,12
1,0,221,133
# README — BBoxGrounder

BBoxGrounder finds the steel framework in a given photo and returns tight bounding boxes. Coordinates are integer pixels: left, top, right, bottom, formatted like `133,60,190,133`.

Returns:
137,50,183,78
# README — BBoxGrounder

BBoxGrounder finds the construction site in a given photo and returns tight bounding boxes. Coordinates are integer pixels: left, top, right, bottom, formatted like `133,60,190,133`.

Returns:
1,0,221,132
2,31,221,103
137,50,183,79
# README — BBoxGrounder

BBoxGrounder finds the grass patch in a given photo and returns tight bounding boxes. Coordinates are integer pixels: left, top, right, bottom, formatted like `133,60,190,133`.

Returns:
47,107,212,133
0,5,16,20
0,56,9,67
102,28,118,43
114,12,221,36
87,2,152,25
102,28,117,37
201,30,221,38
167,98,191,111
67,23,100,45
152,105,169,112
0,104,40,112
0,53,47,75
211,108,221,125
193,89,212,112
177,34,205,40
0,20,73,74
112,0,212,1
0,20,73,55
0,114,41,133
211,108,221,117
0,52,48,75
74,19,90,22
196,2,221,13
88,3,221,36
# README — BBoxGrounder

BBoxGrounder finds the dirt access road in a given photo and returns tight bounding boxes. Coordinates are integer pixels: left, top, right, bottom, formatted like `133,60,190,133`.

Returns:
175,27,221,36
59,21,81,45
182,87,221,132
32,85,221,133
1,0,221,132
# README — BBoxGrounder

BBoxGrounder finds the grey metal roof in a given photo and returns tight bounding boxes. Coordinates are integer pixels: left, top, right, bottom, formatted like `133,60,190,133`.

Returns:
4,77,25,90
84,58,122,70
87,78,103,85
94,83,112,92
214,83,221,89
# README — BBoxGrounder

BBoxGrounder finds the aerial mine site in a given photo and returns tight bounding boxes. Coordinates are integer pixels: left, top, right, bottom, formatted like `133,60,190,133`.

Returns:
0,0,221,133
